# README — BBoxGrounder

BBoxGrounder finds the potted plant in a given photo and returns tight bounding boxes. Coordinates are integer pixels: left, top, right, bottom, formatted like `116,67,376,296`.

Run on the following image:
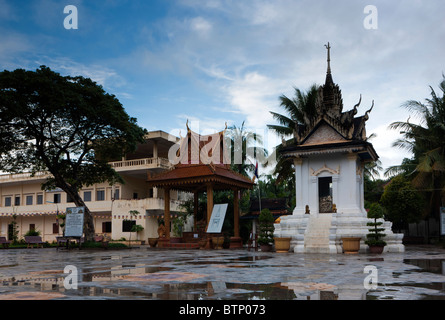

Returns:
128,210,141,246
56,213,66,236
131,224,145,245
258,209,275,252
171,216,184,243
365,203,387,254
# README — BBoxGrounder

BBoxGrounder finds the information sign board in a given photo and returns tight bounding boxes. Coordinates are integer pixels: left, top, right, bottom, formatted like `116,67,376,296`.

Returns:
206,204,228,233
64,207,85,237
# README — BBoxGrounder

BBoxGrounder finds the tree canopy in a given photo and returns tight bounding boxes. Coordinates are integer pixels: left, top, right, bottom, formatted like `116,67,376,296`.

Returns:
387,75,445,221
0,66,147,240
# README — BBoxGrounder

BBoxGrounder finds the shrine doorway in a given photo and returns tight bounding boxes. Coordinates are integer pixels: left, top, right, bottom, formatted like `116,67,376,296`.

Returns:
318,177,333,213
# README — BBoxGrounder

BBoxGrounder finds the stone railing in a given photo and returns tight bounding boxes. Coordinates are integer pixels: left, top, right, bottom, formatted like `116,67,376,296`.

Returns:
109,157,172,170
0,171,50,183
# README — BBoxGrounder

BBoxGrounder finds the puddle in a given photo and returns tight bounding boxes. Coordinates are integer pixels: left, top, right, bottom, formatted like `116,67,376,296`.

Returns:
403,259,445,274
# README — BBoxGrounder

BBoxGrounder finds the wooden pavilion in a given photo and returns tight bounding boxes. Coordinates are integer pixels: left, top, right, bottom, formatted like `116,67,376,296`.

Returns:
147,123,255,248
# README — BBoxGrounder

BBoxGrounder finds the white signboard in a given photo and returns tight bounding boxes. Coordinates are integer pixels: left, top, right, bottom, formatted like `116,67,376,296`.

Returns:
64,207,85,237
206,204,228,233
440,208,445,236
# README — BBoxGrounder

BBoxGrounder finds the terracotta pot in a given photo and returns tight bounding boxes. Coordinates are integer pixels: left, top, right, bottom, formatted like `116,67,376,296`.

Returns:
368,245,384,254
274,237,291,253
342,237,361,254
260,244,273,252
212,237,224,249
148,238,158,247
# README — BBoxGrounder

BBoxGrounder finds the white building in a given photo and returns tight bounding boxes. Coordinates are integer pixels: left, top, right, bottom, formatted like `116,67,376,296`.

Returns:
274,45,404,253
0,130,189,243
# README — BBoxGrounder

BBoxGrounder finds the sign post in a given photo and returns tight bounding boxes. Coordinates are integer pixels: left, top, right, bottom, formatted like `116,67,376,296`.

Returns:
64,207,85,248
440,207,445,236
206,204,228,249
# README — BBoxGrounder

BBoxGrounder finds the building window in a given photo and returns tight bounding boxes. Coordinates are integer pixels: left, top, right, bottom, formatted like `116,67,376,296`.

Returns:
29,224,35,232
148,188,154,198
4,197,12,207
96,190,105,201
37,194,43,205
84,191,92,202
26,195,33,206
122,220,136,232
133,193,138,200
67,194,74,203
102,221,112,233
52,223,59,234
112,188,120,200
54,194,61,204
14,196,21,206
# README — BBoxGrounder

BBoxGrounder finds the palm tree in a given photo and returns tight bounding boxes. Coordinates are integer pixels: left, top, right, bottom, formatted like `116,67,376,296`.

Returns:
364,133,383,180
387,75,445,220
267,84,319,185
225,121,267,177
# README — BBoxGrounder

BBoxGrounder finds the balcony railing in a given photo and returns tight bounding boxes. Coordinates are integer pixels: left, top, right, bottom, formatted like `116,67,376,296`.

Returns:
0,171,50,183
0,158,172,184
109,157,172,170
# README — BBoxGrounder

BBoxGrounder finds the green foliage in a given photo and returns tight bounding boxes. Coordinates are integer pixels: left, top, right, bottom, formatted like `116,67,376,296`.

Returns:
226,121,268,176
9,215,19,244
365,203,387,247
380,175,426,225
258,209,275,245
172,214,187,237
0,66,147,240
131,224,144,233
387,75,445,220
266,84,319,189
24,229,41,237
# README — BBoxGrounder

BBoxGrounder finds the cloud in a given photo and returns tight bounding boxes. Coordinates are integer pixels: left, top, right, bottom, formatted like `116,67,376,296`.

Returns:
35,56,127,90
189,16,212,36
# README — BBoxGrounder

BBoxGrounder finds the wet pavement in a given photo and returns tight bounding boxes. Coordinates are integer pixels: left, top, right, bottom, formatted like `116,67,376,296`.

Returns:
0,245,445,300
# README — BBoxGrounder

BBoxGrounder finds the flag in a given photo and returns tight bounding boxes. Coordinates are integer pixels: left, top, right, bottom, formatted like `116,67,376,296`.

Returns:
254,162,259,179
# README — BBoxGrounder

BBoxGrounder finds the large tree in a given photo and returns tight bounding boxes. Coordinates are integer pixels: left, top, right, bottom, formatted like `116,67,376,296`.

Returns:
0,66,147,240
388,75,445,221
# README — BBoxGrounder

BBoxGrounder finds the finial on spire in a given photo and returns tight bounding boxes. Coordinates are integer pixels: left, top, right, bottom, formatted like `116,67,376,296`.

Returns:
325,42,331,74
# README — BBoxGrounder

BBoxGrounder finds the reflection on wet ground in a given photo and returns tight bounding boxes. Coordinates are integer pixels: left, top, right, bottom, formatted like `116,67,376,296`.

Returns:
0,245,445,300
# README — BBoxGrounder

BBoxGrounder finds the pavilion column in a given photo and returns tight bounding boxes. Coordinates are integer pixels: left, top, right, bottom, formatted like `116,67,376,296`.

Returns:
194,191,198,231
206,184,214,228
164,187,171,239
233,188,240,237
230,188,243,248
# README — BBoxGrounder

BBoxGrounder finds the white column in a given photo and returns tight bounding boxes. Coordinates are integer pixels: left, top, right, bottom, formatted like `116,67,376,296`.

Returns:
310,176,318,216
153,140,158,158
332,175,339,210
346,153,360,213
293,158,304,215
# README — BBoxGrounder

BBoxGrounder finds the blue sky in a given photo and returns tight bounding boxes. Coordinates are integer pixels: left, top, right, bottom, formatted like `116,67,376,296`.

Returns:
1,0,445,174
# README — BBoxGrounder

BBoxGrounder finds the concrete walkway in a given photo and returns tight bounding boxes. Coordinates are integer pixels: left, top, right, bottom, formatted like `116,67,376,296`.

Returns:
0,245,444,300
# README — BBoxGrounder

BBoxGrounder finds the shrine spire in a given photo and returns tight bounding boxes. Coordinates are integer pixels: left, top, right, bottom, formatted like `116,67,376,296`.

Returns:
325,42,331,74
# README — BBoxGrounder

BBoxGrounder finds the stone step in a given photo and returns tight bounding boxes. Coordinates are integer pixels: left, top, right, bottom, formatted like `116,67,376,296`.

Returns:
304,215,333,250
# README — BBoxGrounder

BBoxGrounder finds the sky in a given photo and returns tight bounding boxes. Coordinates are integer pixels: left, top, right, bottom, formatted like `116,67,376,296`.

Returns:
1,0,444,176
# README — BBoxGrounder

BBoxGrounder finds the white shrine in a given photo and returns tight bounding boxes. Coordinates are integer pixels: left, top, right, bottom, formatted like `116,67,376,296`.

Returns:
274,44,404,253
